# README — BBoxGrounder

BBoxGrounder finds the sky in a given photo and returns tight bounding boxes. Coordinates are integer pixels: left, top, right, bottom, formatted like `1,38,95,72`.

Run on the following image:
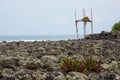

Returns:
0,0,120,36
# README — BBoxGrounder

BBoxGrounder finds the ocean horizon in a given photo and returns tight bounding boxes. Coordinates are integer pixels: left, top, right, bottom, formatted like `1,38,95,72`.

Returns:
0,35,83,42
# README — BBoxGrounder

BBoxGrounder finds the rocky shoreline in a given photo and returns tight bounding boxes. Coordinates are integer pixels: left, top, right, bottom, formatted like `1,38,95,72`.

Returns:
0,31,120,80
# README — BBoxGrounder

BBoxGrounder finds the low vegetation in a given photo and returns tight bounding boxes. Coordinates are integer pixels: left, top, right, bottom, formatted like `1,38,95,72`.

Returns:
60,56,102,73
112,21,120,31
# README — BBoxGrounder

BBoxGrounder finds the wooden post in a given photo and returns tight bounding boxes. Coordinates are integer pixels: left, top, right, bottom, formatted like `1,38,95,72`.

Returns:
91,9,93,40
74,9,94,55
83,22,86,54
75,11,79,39
83,9,86,54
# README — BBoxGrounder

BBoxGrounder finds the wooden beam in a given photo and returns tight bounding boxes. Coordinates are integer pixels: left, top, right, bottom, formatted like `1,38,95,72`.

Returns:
75,11,79,39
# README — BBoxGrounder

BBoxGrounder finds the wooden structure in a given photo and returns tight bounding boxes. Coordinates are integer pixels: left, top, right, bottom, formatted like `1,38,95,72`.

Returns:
75,9,93,39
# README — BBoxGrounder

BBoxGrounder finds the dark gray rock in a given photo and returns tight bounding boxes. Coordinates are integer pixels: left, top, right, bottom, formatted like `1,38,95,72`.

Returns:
1,68,15,77
0,58,20,69
46,71,65,80
66,72,88,80
85,31,120,40
14,69,36,80
0,77,16,80
25,62,40,70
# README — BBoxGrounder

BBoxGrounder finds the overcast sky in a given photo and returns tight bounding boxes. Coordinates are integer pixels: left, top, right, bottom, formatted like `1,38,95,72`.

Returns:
0,0,120,35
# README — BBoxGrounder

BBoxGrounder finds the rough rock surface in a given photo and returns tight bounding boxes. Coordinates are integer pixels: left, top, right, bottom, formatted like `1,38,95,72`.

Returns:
85,31,120,40
66,72,88,80
0,31,120,80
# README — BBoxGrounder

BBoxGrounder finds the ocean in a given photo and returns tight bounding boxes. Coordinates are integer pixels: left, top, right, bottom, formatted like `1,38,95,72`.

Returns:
0,35,82,42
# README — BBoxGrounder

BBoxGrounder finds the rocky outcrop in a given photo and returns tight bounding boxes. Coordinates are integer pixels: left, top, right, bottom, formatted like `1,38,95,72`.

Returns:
85,31,120,40
0,34,120,79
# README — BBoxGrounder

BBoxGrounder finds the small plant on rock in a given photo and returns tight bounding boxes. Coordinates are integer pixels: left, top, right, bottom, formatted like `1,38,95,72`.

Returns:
83,56,101,72
60,57,85,72
60,56,102,73
60,57,73,72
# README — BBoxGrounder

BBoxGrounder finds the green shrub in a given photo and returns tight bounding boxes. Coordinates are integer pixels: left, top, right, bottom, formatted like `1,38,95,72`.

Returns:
112,21,120,31
60,57,85,72
60,56,102,73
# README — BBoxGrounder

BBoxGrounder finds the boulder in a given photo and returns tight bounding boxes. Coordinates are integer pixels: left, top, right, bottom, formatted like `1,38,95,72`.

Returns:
0,58,20,69
66,72,88,80
101,63,110,70
46,71,65,80
30,52,44,58
1,68,15,77
25,62,40,70
41,55,59,71
35,70,47,80
109,61,118,69
14,69,36,80
0,77,16,80
101,61,118,70
17,51,29,57
53,71,65,80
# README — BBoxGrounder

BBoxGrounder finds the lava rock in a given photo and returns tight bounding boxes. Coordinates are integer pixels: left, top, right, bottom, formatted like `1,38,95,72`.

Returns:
1,68,15,77
14,69,36,80
66,72,88,80
41,55,59,71
0,58,20,69
25,62,40,70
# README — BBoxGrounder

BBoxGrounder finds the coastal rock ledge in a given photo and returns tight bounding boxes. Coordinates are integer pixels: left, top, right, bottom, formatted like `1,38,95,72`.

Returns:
0,31,120,80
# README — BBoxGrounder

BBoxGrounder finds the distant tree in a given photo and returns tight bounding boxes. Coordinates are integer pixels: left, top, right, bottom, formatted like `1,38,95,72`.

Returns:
112,21,120,31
